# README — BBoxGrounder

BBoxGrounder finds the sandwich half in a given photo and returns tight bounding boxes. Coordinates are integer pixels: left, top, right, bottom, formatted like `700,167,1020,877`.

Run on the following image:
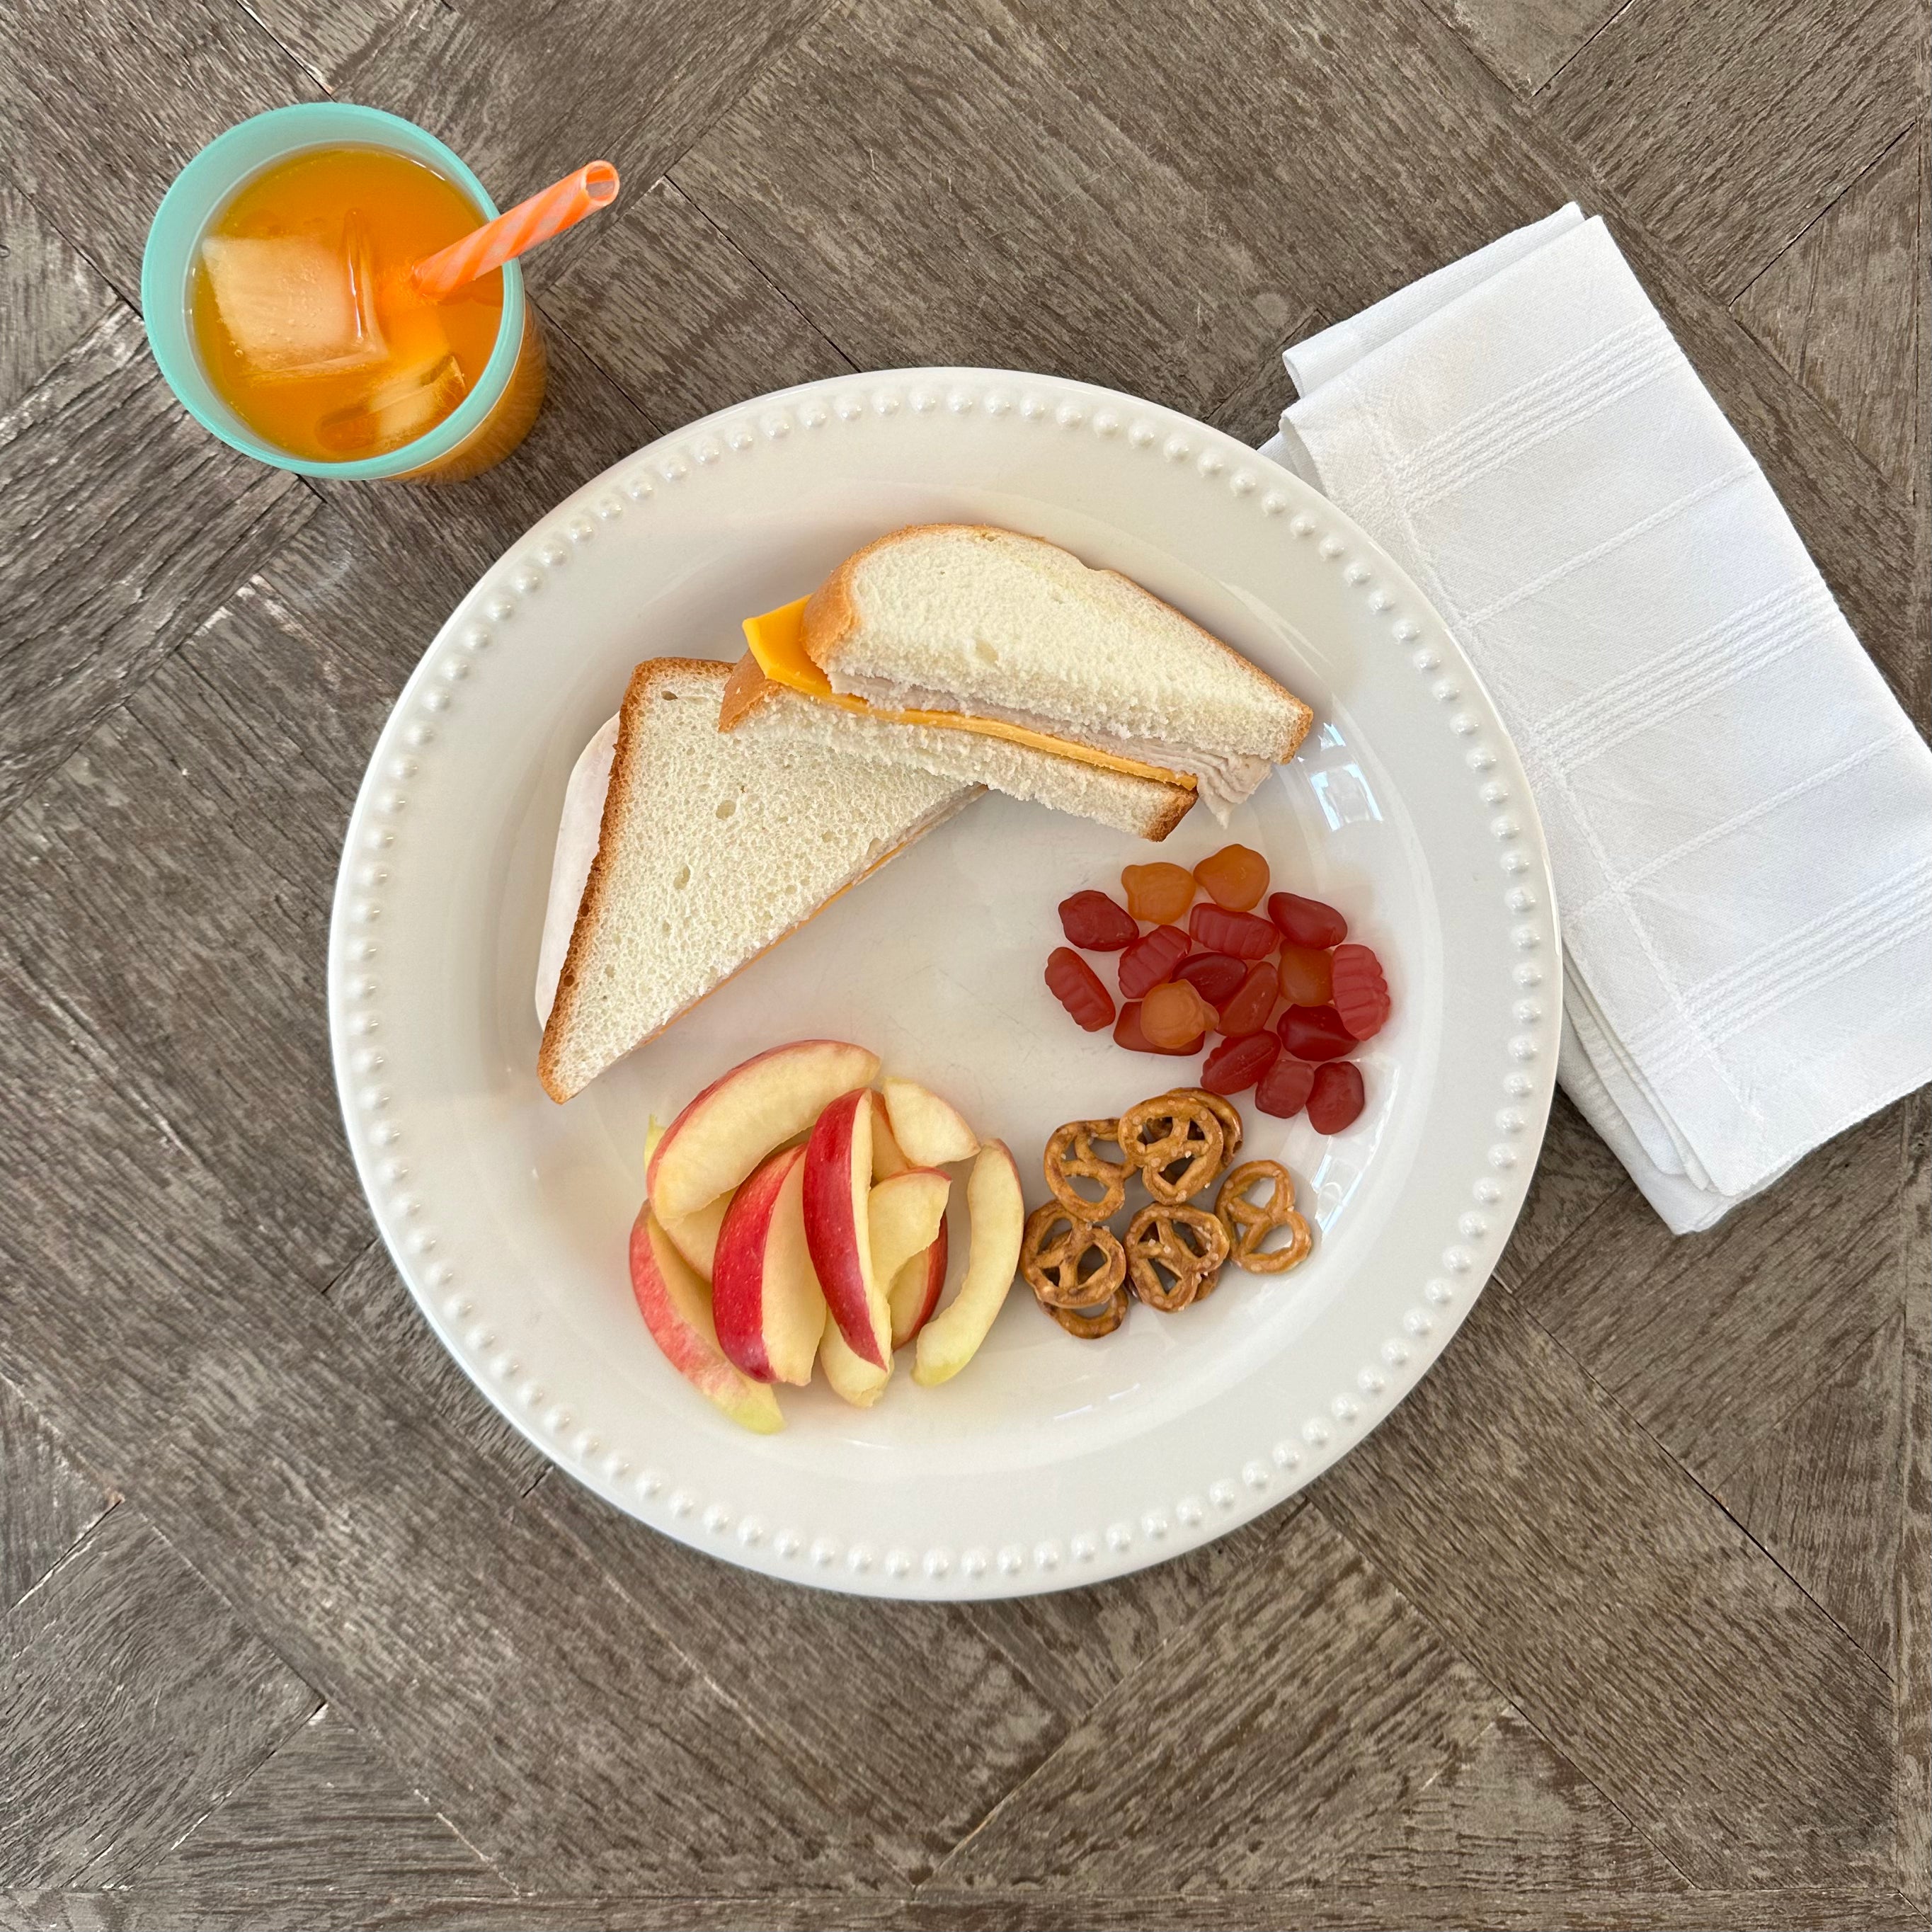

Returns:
719,524,1313,838
537,658,978,1102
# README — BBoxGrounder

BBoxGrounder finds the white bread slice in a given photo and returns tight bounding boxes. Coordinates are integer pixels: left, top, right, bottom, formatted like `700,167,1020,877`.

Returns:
719,656,1195,841
803,525,1313,798
539,660,977,1102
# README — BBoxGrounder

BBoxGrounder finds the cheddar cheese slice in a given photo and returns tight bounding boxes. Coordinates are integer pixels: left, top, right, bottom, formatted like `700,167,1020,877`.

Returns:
742,599,1194,791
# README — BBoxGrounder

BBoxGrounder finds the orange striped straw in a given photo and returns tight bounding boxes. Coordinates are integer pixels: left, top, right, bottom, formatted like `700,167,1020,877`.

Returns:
411,161,619,301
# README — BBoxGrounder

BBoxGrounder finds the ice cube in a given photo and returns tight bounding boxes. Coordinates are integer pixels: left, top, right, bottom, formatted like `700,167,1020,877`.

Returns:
316,349,466,457
201,227,385,379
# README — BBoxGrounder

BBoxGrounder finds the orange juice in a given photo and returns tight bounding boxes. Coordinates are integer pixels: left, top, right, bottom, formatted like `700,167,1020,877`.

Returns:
190,145,504,463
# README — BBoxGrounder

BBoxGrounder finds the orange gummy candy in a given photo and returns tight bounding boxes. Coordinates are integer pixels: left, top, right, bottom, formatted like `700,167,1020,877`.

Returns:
1193,843,1270,911
1121,861,1197,925
1140,979,1218,1049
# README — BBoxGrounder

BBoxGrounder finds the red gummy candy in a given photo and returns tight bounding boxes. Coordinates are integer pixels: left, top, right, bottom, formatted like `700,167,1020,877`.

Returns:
1254,1055,1316,1119
1118,923,1192,1000
1330,942,1390,1040
1115,1000,1201,1056
1201,1029,1280,1095
1189,902,1277,959
1279,1004,1355,1061
1057,888,1138,951
1268,892,1347,949
1045,947,1116,1031
1307,1061,1366,1133
1175,951,1246,1006
1215,959,1278,1037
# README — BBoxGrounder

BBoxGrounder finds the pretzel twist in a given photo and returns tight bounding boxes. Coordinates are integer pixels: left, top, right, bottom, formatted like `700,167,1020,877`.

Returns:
1117,1095,1225,1206
1216,1160,1313,1274
1124,1202,1230,1311
1046,1285,1131,1338
1041,1119,1131,1222
1021,1203,1128,1309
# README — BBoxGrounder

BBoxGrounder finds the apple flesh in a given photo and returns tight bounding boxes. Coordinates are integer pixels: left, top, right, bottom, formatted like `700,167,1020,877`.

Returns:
880,1076,981,1167
868,1169,950,1286
648,1040,879,1224
627,1206,783,1433
820,1313,890,1408
710,1145,826,1385
888,1218,949,1349
869,1091,910,1179
643,1118,733,1280
803,1087,892,1368
913,1141,1025,1387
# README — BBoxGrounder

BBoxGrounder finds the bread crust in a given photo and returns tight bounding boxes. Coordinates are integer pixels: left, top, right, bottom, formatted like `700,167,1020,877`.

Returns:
538,658,723,1103
801,522,1313,764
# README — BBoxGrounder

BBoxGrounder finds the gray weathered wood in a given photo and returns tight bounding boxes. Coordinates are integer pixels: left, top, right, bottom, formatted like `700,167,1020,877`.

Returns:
140,1706,510,1897
1734,126,1926,493
0,1507,317,1889
1492,1090,1633,1291
934,1507,1504,1891
1312,1288,1899,1887
0,183,115,417
0,307,314,815
0,1380,115,1615
532,1470,1067,1877
1537,0,1924,299
1420,0,1625,93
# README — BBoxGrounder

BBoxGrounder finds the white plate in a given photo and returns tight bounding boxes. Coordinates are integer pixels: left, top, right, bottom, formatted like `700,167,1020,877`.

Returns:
328,369,1559,1599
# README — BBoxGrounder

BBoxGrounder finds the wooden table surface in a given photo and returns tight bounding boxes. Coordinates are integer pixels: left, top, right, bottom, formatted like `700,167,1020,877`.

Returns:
2,2,1926,1927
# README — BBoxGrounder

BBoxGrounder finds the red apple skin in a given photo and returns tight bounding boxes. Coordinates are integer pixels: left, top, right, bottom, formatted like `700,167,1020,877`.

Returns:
710,1145,801,1381
803,1088,886,1368
891,1219,949,1349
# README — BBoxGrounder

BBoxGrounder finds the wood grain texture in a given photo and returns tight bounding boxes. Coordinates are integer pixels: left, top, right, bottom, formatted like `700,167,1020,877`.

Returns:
1538,0,1926,297
0,182,115,416
325,1241,550,1495
532,1471,1066,1879
0,1380,115,1615
670,0,1296,416
0,307,314,815
0,0,312,292
1492,1090,1633,1291
1310,1289,1899,1887
139,1706,510,1897
541,177,855,432
1894,1090,1931,1906
1419,0,1623,93
0,1507,317,1889
934,1507,1504,1892
1734,126,1927,493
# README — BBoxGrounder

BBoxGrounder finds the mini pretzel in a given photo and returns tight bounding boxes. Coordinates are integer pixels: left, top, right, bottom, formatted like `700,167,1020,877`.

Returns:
1163,1088,1242,1172
1022,1203,1128,1309
1216,1160,1313,1274
1047,1285,1130,1338
1042,1119,1131,1222
1117,1094,1225,1206
1124,1203,1230,1311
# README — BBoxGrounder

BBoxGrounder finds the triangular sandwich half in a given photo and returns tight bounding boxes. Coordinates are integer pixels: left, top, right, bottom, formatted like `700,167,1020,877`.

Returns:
537,658,978,1102
719,524,1313,838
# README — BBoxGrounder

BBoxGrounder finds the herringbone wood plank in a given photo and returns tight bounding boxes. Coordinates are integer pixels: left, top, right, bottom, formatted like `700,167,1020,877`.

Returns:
0,0,1924,1925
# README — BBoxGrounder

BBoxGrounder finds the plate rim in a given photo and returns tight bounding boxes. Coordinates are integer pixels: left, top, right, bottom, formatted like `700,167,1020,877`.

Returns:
327,365,1562,1598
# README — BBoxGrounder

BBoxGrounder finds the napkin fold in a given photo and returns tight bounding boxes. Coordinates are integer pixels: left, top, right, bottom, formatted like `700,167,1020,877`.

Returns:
1262,206,1932,1233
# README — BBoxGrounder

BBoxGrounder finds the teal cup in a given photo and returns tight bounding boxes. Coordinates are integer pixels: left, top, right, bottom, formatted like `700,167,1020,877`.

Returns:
141,103,538,481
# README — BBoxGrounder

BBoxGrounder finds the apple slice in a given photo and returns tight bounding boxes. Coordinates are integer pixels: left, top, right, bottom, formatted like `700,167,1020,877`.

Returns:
820,1313,891,1408
648,1040,879,1224
880,1076,981,1167
869,1092,911,1179
643,1117,734,1280
711,1145,827,1385
802,1087,892,1368
627,1206,782,1433
869,1169,950,1286
913,1141,1024,1387
888,1219,949,1349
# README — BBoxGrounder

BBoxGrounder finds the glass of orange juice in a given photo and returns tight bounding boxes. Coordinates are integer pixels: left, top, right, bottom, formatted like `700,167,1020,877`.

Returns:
143,105,544,482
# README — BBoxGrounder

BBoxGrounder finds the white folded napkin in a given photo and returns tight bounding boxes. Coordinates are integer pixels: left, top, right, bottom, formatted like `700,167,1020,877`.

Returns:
1261,206,1932,1233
